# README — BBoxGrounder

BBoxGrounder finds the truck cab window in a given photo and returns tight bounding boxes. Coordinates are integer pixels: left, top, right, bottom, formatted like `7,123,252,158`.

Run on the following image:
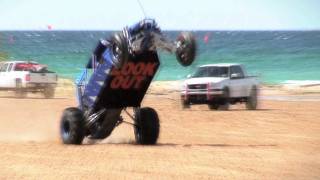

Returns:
230,66,244,78
0,64,9,72
8,63,13,72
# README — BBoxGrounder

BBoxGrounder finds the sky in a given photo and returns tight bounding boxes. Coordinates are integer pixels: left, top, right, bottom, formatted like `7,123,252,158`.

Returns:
0,0,319,30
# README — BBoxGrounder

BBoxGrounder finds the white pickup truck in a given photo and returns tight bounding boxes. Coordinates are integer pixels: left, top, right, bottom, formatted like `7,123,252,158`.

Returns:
181,63,259,110
0,61,57,98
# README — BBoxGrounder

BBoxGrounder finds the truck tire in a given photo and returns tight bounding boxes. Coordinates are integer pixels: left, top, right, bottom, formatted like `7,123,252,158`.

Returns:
134,107,160,145
246,86,258,110
175,32,196,66
181,99,190,109
15,79,27,98
43,85,55,98
110,32,129,69
218,88,229,110
60,107,85,144
208,104,219,110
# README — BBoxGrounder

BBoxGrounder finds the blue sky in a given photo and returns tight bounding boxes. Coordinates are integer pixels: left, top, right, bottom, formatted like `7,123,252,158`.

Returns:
0,0,319,30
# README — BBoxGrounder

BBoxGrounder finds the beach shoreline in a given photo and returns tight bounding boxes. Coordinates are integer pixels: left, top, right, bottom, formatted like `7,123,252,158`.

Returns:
2,77,319,100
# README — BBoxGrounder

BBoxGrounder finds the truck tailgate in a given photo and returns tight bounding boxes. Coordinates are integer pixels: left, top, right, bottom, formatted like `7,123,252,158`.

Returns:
29,73,57,84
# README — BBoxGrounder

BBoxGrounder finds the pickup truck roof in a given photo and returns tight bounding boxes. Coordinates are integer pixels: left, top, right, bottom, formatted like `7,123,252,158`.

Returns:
199,63,241,67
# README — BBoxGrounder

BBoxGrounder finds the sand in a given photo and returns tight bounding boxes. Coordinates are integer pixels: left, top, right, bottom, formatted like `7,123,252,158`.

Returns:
0,80,319,179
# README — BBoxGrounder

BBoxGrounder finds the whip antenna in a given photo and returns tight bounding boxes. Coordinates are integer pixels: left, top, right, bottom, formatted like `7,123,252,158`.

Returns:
137,0,147,17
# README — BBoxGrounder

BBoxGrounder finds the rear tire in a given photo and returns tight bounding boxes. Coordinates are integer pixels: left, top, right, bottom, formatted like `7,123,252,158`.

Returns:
15,79,27,98
60,107,85,144
175,32,197,66
246,86,258,110
43,85,55,98
110,32,129,68
134,107,160,145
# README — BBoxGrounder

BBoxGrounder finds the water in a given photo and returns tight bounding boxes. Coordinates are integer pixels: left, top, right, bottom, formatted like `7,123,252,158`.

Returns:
0,31,319,84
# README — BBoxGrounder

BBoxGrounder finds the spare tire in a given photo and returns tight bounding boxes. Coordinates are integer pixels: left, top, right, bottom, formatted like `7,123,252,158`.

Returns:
175,32,197,66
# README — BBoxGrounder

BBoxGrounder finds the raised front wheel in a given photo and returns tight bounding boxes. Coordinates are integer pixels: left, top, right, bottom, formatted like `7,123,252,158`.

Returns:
175,32,197,66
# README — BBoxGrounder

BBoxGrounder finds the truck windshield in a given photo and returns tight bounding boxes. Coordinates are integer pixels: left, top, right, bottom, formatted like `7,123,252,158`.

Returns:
192,66,229,78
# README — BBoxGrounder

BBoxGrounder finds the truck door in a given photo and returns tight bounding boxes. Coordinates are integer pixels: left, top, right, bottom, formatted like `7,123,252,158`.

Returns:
6,63,16,87
229,65,245,97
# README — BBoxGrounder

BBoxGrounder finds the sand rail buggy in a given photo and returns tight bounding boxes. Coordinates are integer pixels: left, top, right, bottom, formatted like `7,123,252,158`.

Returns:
60,19,196,145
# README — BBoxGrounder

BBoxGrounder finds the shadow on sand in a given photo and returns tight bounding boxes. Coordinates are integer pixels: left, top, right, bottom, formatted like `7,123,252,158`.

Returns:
80,140,277,148
183,108,274,112
157,143,278,148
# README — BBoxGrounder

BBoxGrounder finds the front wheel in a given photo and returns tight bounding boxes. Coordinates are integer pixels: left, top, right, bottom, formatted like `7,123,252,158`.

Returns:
218,88,230,110
60,107,85,144
134,107,160,145
181,98,190,109
110,32,129,68
175,32,197,66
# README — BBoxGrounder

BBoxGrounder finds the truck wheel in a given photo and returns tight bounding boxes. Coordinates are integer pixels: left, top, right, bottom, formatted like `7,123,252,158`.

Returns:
208,104,219,110
111,32,129,68
246,86,258,110
175,32,196,66
15,79,27,98
60,107,85,144
43,86,55,98
134,107,160,145
218,88,229,110
181,99,190,109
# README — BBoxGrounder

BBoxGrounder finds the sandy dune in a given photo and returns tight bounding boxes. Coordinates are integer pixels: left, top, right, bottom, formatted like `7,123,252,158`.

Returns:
0,82,319,179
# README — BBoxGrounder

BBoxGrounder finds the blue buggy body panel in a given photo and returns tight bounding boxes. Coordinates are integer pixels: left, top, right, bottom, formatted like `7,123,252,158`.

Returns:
80,49,160,112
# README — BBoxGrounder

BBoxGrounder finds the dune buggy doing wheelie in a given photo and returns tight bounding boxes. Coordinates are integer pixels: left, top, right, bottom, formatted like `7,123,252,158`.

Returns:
60,18,197,145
